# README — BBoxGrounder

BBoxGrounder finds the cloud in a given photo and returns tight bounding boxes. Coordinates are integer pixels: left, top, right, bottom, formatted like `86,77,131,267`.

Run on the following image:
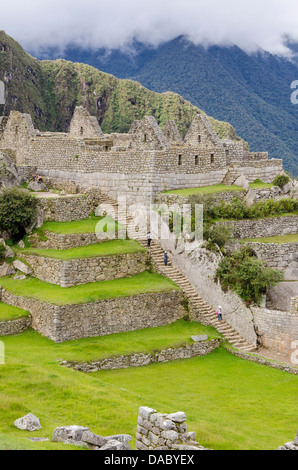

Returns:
1,0,298,57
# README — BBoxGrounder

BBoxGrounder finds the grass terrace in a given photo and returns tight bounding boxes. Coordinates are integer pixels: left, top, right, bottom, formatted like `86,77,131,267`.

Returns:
40,215,122,235
245,234,298,244
16,240,146,260
249,180,274,189
0,303,30,322
0,329,297,450
46,320,221,363
0,272,180,305
163,184,246,196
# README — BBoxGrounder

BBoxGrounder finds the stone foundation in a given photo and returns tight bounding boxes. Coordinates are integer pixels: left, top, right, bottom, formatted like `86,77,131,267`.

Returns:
20,252,148,287
0,289,186,342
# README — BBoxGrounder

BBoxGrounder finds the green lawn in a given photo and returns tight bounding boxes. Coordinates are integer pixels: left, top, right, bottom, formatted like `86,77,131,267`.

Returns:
0,272,180,305
163,184,246,196
0,303,30,322
41,215,121,235
16,240,146,260
0,329,297,450
245,234,298,244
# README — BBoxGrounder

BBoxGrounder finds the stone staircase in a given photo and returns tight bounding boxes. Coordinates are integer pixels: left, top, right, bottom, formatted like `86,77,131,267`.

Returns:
139,240,257,353
98,192,257,353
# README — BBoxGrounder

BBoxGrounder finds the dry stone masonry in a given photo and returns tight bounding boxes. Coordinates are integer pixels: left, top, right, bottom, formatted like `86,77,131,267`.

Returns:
136,407,206,450
1,289,186,342
61,339,221,372
20,251,148,287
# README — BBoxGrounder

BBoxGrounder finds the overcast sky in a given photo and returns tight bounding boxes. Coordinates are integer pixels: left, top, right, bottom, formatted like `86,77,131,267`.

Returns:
1,0,298,57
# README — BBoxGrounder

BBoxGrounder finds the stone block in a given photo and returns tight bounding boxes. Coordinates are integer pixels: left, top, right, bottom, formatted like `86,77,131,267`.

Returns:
14,413,42,432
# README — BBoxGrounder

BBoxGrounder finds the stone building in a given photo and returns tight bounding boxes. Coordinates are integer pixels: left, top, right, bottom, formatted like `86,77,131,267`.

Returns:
0,106,283,204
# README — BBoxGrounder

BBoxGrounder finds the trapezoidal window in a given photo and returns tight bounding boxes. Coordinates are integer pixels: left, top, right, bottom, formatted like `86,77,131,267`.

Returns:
80,127,84,136
198,135,201,143
178,155,182,166
195,155,199,166
210,153,215,163
144,134,147,142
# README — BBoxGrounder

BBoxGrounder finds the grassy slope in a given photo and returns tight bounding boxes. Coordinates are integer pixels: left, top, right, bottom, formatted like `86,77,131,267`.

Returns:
0,303,30,322
16,240,146,260
246,234,298,244
0,272,180,305
41,216,119,235
0,329,297,450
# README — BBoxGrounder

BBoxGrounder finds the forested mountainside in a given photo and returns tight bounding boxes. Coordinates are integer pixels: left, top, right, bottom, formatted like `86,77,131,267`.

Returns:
0,31,241,142
61,36,298,174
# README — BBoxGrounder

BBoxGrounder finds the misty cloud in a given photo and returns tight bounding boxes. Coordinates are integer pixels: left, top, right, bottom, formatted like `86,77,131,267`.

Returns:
1,0,298,57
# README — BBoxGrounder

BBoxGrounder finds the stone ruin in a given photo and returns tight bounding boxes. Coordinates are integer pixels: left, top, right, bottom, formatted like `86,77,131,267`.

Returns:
136,406,206,451
14,407,208,450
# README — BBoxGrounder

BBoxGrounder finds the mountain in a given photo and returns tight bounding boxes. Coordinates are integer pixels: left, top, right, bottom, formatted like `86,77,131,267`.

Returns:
59,37,298,175
0,32,241,142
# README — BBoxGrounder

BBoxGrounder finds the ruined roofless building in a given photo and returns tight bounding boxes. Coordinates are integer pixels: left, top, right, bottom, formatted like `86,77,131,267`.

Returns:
0,106,283,204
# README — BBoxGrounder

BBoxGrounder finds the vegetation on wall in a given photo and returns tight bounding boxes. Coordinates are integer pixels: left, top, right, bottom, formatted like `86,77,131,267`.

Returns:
215,247,284,304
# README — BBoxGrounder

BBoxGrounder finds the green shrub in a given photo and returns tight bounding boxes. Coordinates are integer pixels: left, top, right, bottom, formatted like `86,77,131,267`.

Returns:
204,224,233,249
215,247,284,304
273,174,290,188
0,188,38,242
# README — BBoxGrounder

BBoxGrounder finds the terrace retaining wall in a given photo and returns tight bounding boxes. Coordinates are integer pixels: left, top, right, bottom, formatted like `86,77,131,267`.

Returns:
0,289,186,342
20,252,148,287
218,215,298,239
0,315,32,336
63,340,221,372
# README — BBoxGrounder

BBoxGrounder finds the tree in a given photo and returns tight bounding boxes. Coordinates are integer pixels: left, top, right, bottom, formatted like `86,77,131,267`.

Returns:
0,188,38,242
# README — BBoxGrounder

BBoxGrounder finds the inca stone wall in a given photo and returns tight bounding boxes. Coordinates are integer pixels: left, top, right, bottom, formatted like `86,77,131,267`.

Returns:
63,340,221,372
252,307,298,354
0,315,32,337
155,190,246,207
21,252,148,287
219,215,298,240
247,242,298,270
136,407,206,451
38,190,101,222
30,231,108,250
1,289,186,342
